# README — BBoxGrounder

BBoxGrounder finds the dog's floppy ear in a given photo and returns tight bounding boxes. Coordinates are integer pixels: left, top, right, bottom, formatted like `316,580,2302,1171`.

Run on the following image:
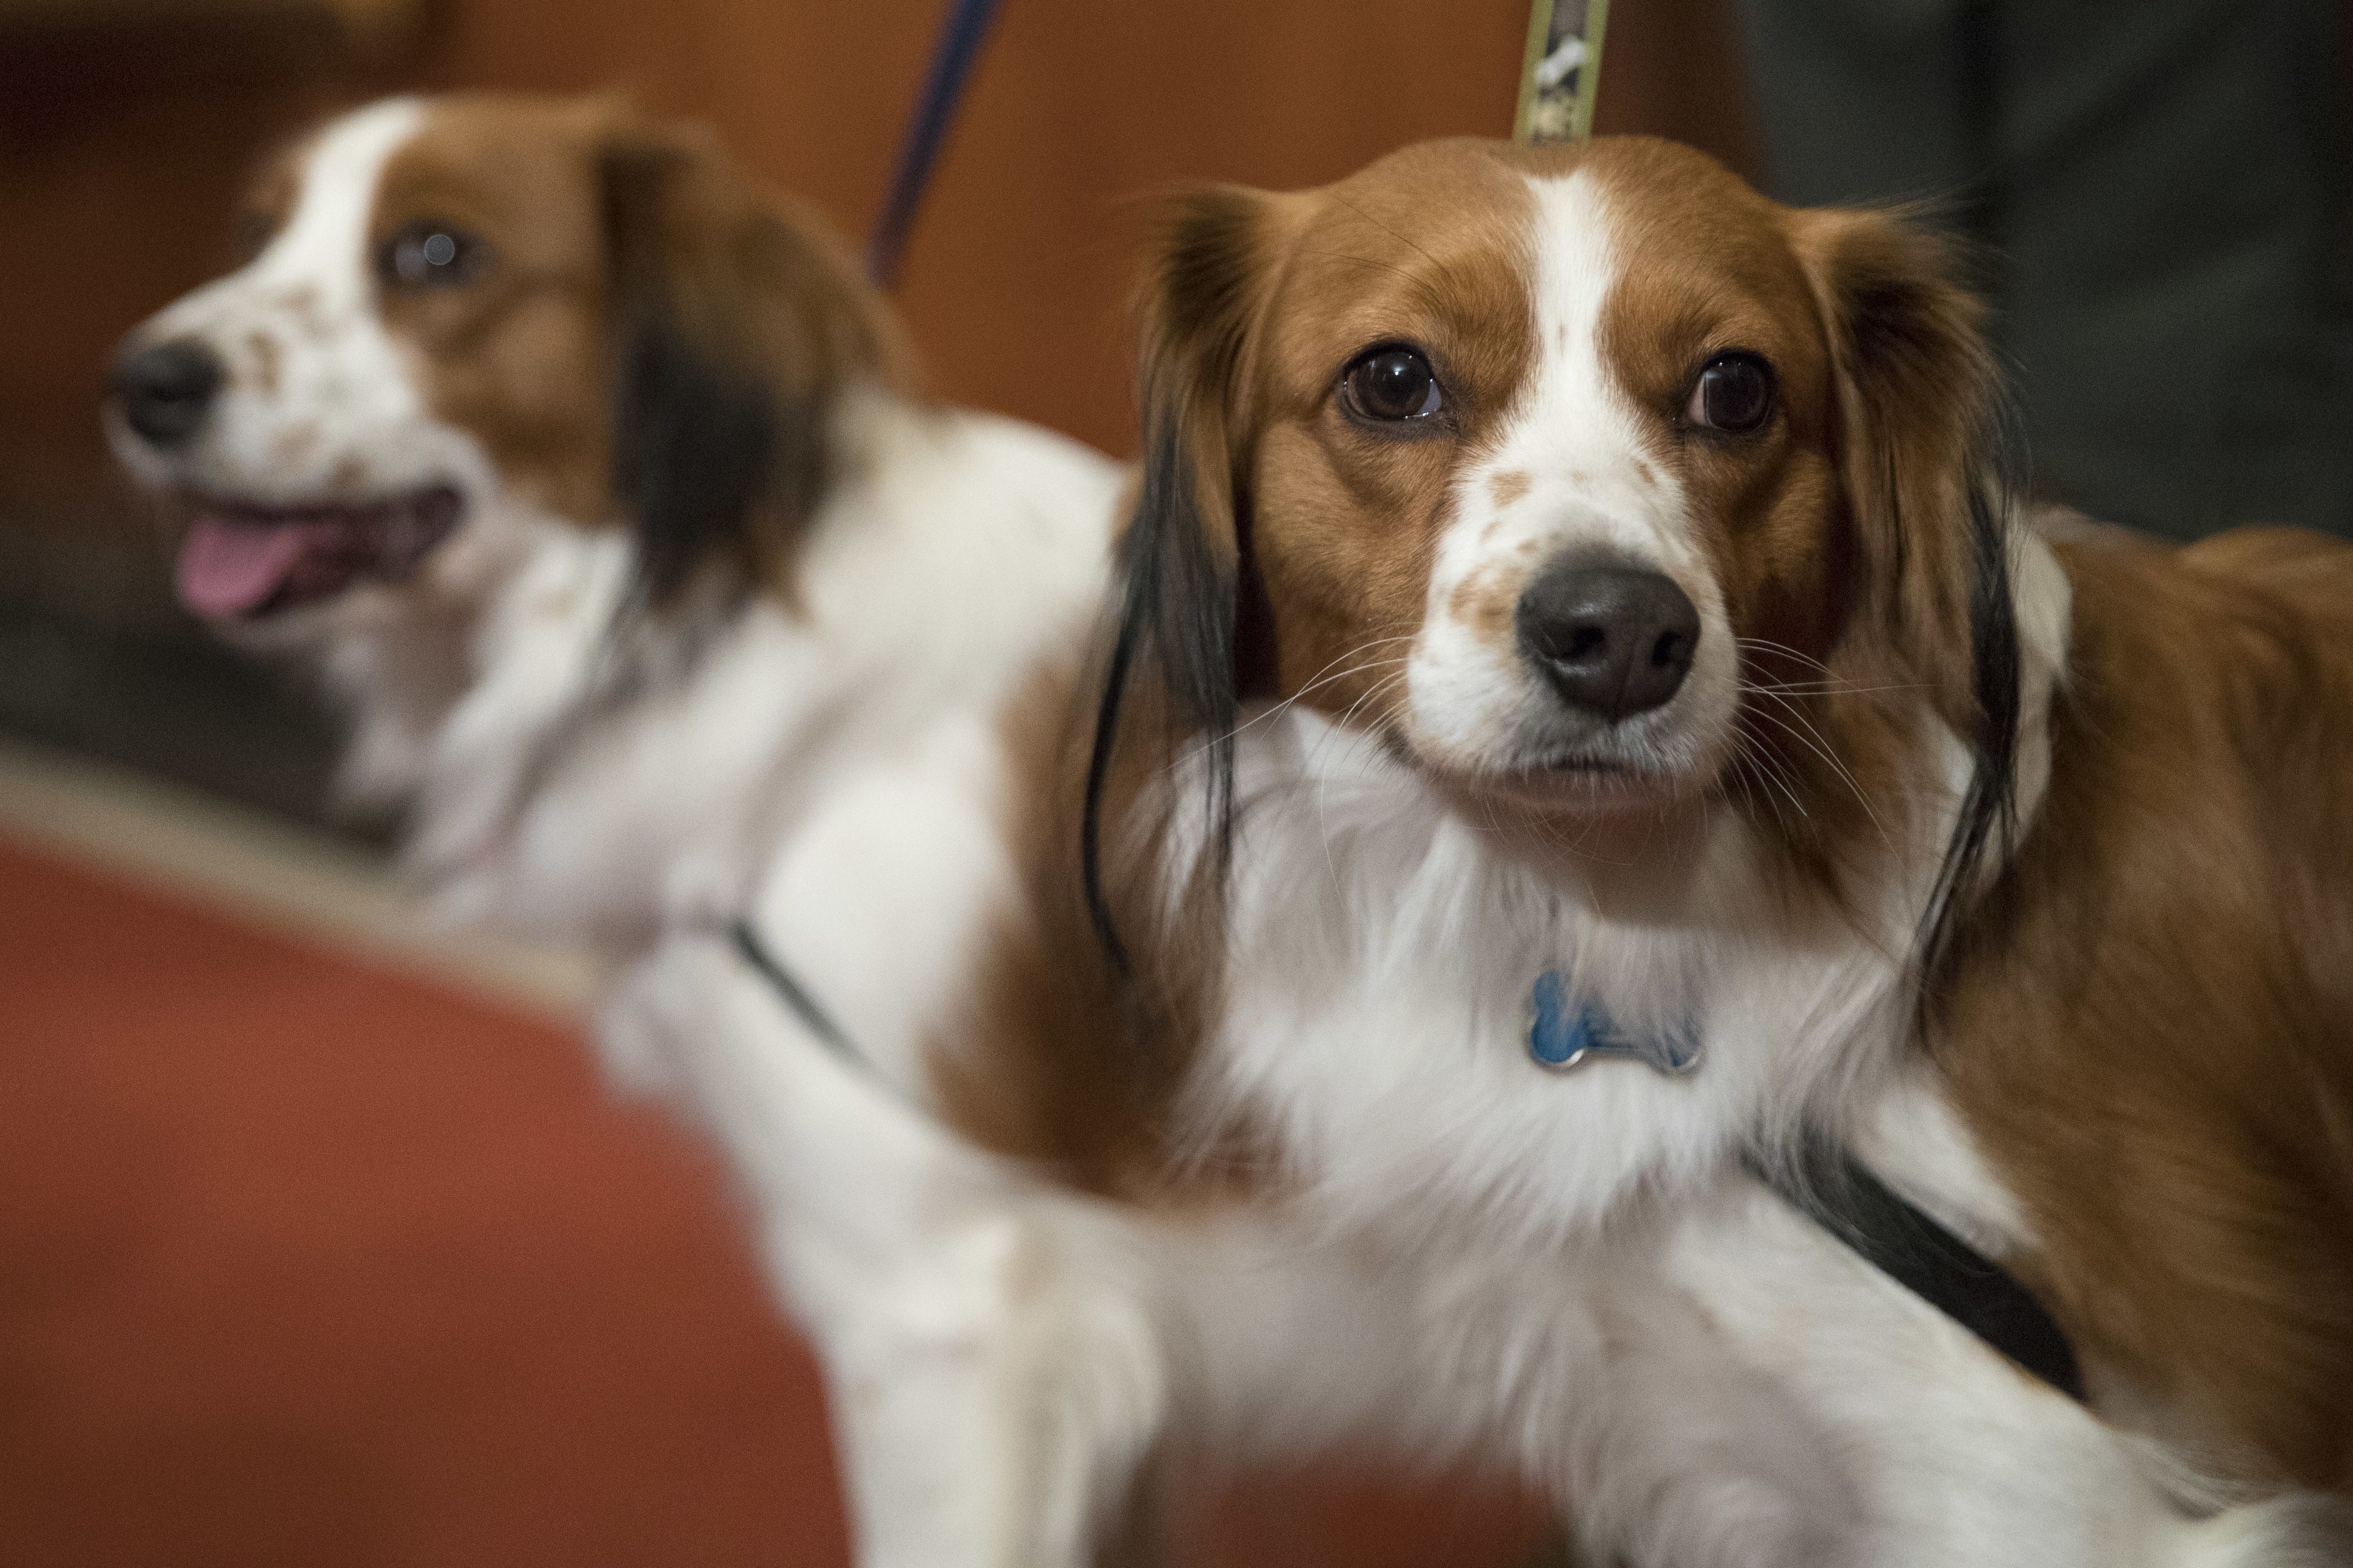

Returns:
599,116,910,610
1792,208,2014,737
1792,207,2022,999
1125,185,1286,727
1082,184,1285,965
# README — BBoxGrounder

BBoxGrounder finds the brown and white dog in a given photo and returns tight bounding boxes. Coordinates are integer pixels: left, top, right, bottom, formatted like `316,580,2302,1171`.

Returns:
105,92,1122,962
609,135,2353,1566
97,97,1153,1557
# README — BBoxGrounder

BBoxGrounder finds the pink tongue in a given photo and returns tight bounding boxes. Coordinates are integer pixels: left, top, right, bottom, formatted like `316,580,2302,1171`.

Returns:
175,516,313,617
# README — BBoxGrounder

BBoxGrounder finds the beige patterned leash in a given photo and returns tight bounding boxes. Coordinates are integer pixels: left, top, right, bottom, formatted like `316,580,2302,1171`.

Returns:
1514,0,1611,145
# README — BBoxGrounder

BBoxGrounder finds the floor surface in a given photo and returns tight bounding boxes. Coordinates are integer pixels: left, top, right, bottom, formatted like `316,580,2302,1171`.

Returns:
0,748,1546,1566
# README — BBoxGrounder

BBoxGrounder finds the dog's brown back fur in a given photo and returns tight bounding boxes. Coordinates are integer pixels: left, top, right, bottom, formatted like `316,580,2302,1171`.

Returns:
1942,526,2353,1488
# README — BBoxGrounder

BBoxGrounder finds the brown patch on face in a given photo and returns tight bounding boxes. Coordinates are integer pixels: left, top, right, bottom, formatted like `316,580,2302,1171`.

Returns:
1938,527,2353,1489
269,424,318,467
1489,469,1531,509
1113,158,1531,786
244,331,282,397
370,94,910,588
367,96,622,524
1202,141,1543,732
328,455,369,493
1447,563,1523,656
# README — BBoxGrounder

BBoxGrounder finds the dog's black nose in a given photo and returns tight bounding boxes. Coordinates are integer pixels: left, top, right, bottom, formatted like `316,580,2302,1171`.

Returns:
1516,560,1701,720
109,338,224,449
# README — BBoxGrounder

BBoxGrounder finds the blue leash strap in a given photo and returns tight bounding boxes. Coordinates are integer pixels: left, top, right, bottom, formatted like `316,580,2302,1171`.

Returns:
864,0,1005,288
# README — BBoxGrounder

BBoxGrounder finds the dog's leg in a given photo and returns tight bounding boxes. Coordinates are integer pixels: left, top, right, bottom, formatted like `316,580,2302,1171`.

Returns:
805,1202,1169,1568
603,933,1170,1568
1533,1180,2350,1568
1423,1238,1860,1568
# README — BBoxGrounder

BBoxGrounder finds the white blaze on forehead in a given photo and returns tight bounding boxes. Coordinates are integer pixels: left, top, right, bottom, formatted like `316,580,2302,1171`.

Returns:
1404,169,1736,772
146,95,425,337
115,94,497,507
252,95,427,302
1469,169,1695,574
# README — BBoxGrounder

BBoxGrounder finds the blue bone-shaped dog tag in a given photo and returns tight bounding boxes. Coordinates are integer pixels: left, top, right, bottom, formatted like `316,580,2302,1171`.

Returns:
1527,971,1703,1075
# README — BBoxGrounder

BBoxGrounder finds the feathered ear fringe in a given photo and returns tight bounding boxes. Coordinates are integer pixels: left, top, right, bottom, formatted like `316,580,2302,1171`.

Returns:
1083,414,1242,975
1794,206,2023,1022
598,121,903,622
1083,186,1274,971
1914,462,2021,1021
608,277,789,613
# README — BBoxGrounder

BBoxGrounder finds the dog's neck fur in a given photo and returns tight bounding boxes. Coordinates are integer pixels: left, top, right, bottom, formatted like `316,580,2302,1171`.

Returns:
1176,517,2073,1252
323,387,1122,962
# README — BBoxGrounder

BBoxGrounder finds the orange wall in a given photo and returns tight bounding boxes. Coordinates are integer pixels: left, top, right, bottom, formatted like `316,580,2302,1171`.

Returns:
422,0,1756,455
0,0,1752,535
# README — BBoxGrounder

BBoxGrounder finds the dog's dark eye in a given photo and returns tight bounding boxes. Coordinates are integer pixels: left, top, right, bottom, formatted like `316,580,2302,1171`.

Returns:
1342,345,1443,423
379,221,486,291
1685,353,1775,434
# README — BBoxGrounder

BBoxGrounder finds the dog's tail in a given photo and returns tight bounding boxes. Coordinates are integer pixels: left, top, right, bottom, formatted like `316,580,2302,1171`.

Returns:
2168,1496,2353,1568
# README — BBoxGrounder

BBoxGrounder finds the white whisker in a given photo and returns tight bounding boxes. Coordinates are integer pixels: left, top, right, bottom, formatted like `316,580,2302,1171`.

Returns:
1167,635,1420,776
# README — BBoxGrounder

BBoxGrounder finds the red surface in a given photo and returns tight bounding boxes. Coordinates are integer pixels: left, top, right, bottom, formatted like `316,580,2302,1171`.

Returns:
0,833,1546,1566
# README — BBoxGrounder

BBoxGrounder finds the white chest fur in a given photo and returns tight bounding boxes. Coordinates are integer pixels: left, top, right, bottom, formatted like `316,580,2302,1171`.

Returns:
1193,716,1931,1243
1193,531,2077,1250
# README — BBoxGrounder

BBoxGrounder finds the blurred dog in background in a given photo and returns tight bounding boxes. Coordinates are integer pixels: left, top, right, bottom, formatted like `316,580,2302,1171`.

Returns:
104,91,1463,1568
105,92,1120,960
102,95,1161,1560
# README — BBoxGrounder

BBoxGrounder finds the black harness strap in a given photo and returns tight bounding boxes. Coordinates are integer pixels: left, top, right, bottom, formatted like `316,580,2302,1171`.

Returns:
730,917,866,1069
1749,1143,2086,1403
